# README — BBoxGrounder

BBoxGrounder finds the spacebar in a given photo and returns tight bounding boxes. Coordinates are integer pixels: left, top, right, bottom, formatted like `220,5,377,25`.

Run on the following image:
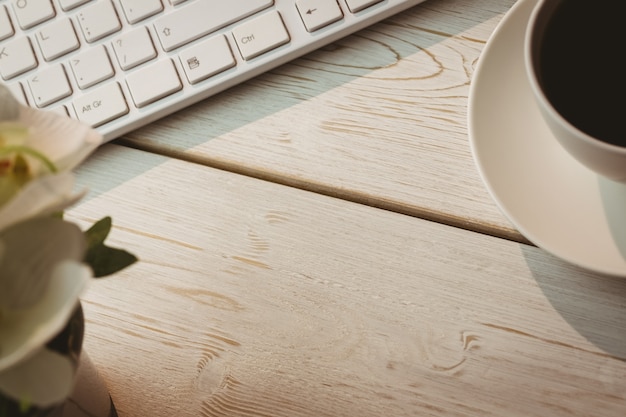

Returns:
154,0,274,52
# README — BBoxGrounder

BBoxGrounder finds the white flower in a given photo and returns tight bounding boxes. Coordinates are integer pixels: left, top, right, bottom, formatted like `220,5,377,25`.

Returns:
0,217,92,407
0,83,102,232
0,85,99,407
0,347,77,408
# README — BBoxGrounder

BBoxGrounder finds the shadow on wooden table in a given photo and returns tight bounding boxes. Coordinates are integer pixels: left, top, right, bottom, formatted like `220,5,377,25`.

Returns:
75,144,170,203
522,246,626,361
115,0,510,152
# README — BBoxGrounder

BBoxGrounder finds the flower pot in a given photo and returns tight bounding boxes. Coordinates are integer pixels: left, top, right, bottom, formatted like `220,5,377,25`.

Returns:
0,304,117,417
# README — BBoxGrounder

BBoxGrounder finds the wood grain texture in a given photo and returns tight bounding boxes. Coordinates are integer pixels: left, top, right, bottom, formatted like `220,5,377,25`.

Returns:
69,145,626,417
115,0,523,243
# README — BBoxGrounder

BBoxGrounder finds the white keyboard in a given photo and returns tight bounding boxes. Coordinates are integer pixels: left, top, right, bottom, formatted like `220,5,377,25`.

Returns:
0,0,426,143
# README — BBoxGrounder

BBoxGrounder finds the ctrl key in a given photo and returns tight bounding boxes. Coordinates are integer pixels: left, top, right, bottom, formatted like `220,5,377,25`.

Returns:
73,82,129,127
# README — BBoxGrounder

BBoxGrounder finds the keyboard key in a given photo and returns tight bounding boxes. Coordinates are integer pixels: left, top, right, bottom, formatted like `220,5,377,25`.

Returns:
73,82,129,127
76,0,122,43
345,0,383,13
0,37,38,80
232,11,290,61
58,0,93,12
296,0,343,32
0,5,15,41
126,59,182,108
154,0,273,52
12,0,55,30
70,45,115,89
27,64,72,107
36,18,80,61
112,27,157,71
119,0,163,24
179,35,235,84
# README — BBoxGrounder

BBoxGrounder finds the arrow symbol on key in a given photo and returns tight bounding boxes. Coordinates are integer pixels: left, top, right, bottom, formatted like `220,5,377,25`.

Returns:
306,8,317,14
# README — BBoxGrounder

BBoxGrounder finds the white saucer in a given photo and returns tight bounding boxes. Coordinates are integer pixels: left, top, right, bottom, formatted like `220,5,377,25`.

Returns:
468,0,626,277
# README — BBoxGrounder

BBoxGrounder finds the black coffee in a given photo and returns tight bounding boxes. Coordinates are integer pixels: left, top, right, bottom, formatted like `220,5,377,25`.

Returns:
538,1,624,146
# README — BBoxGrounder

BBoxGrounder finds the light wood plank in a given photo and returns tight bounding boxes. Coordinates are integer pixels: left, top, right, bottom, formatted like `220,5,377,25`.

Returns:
115,0,523,242
69,145,626,417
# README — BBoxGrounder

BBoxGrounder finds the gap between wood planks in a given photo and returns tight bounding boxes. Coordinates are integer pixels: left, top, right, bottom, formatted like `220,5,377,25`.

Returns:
115,138,532,247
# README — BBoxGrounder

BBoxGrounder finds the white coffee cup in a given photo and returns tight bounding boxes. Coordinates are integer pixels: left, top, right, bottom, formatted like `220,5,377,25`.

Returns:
525,0,626,182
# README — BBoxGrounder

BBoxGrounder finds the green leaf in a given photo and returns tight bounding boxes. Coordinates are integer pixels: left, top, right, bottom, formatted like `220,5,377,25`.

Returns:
83,217,137,278
84,216,112,249
85,244,137,278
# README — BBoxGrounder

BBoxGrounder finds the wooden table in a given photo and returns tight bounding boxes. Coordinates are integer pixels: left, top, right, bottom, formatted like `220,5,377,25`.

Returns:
66,0,626,415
